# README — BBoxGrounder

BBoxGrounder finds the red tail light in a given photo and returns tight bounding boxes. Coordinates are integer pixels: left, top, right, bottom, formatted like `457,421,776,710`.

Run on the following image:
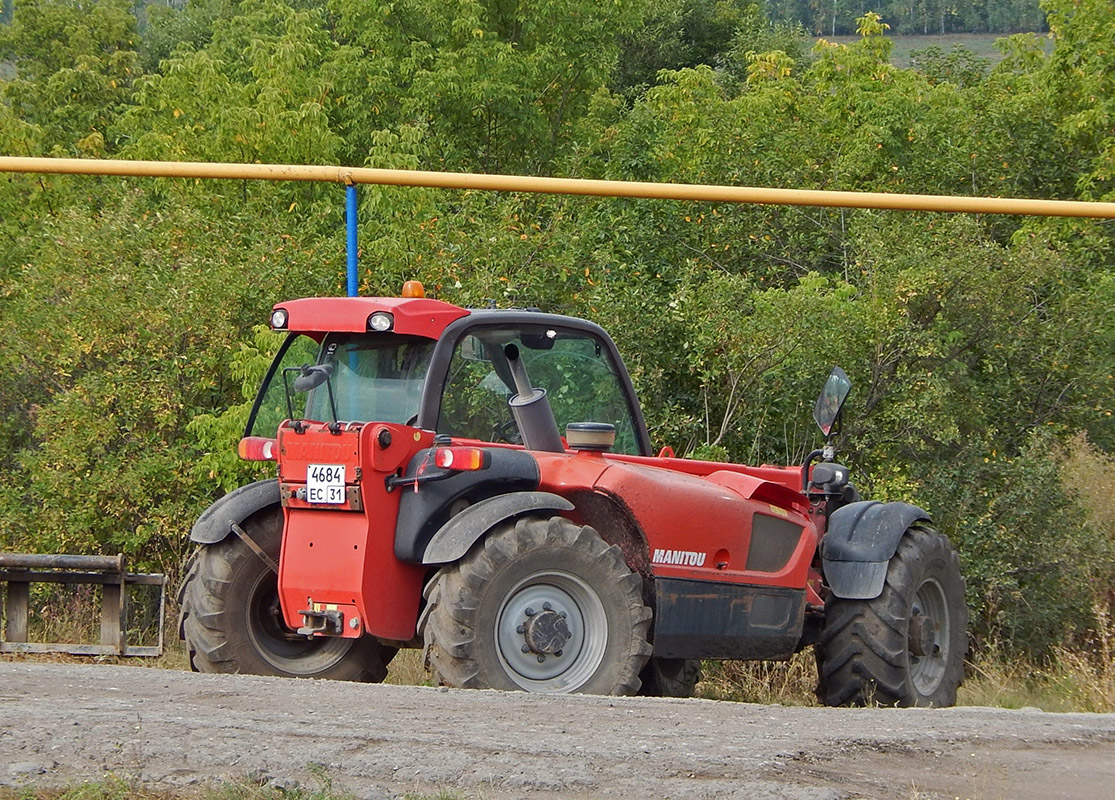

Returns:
434,447,491,471
239,436,278,461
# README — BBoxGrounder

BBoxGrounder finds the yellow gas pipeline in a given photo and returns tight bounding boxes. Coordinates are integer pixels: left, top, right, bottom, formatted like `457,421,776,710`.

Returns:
2,156,1114,218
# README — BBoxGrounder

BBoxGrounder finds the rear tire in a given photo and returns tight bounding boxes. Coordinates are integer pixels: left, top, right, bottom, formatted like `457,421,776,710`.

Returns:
638,658,702,697
179,505,395,681
421,515,652,694
816,526,967,707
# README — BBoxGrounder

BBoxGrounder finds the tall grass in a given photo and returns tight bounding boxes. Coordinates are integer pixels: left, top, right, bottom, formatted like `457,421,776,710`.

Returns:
697,601,1115,711
696,650,818,705
384,647,431,687
960,607,1115,713
698,640,1115,711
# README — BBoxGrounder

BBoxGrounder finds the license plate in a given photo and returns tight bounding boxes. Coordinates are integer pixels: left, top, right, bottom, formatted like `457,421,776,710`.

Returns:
306,463,346,504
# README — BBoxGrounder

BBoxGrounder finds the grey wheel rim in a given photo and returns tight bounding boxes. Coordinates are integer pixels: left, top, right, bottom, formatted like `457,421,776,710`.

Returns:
909,576,950,696
495,570,608,693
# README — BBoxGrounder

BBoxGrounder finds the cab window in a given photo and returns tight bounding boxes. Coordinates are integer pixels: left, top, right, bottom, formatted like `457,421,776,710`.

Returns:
438,326,639,455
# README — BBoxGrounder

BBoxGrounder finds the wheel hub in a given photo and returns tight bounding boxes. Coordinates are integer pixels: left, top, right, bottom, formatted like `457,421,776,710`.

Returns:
521,607,571,654
496,572,607,689
908,614,936,657
908,576,952,697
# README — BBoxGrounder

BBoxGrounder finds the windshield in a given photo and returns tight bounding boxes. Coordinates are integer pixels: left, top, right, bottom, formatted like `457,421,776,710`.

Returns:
245,333,434,437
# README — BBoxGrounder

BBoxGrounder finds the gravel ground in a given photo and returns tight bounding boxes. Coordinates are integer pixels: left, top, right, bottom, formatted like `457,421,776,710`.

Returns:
2,661,1115,799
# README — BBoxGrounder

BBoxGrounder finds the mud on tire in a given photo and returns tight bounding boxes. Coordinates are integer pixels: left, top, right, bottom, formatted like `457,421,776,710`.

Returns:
421,515,652,695
815,526,967,707
179,506,395,681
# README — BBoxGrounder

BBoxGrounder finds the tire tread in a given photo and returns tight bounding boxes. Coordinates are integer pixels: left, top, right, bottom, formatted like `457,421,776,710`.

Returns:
421,515,651,695
179,507,394,682
816,526,967,707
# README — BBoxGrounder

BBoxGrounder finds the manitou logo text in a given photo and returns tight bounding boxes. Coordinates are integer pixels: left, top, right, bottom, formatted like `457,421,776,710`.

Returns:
652,549,707,567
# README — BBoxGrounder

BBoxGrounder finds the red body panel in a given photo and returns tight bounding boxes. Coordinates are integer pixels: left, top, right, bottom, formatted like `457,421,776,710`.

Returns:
610,451,804,494
533,450,820,591
275,296,469,338
277,421,434,640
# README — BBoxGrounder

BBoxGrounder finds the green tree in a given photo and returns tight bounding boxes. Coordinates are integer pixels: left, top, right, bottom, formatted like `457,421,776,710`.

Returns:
0,196,342,572
1042,0,1115,201
328,0,646,172
614,0,766,93
139,0,241,71
0,0,141,153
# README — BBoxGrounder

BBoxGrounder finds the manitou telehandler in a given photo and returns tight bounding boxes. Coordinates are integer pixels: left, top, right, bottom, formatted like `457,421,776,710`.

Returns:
180,283,966,705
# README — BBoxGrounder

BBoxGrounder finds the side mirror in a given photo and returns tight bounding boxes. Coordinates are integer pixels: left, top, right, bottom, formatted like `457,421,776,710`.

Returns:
292,363,334,393
813,366,852,436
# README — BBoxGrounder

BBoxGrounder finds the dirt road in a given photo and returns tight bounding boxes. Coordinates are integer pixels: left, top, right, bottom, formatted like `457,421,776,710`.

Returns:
2,662,1114,799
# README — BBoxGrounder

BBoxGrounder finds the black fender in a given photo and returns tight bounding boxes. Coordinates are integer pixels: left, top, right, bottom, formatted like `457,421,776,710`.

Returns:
395,447,541,562
421,491,575,565
821,500,932,600
190,479,281,545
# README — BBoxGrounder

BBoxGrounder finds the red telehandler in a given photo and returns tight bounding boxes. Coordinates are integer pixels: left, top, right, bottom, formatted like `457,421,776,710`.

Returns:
180,283,966,705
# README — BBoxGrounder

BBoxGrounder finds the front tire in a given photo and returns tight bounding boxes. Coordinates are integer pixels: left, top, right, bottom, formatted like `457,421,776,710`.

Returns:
179,505,395,681
816,525,967,707
421,516,652,694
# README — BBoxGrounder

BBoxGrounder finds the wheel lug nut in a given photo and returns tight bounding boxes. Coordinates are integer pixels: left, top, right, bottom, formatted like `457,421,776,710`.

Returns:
543,602,552,611
525,607,535,617
559,611,567,619
537,654,546,663
516,624,525,634
521,645,531,653
554,650,563,657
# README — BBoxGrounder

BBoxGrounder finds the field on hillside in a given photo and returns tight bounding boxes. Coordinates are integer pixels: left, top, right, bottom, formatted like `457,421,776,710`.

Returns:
818,32,1051,67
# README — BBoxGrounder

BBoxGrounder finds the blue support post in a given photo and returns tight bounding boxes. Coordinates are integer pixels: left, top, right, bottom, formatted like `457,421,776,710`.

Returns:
346,183,358,297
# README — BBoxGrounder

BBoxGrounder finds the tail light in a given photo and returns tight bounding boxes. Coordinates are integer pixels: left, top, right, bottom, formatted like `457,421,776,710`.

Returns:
434,447,491,471
239,436,278,461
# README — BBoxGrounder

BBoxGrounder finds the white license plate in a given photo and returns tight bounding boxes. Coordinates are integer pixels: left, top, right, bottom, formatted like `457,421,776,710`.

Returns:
306,463,346,504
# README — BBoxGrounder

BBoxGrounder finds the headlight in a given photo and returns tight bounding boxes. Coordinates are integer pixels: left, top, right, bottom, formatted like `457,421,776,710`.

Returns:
270,308,289,329
367,311,394,332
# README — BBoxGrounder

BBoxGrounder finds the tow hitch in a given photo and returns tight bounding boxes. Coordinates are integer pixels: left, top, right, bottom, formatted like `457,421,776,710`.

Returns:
297,607,345,636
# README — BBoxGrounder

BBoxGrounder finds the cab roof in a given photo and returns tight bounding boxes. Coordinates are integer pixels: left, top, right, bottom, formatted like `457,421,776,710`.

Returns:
273,296,471,338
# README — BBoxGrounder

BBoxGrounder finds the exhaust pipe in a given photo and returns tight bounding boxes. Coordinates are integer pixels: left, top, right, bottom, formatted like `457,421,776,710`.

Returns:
504,344,565,453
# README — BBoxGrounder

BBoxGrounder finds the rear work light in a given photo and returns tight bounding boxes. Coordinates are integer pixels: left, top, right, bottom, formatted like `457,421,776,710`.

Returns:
239,436,278,461
434,447,491,471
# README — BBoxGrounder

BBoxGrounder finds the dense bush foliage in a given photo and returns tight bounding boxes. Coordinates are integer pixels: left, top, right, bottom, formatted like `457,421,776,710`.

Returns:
1,0,1112,657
